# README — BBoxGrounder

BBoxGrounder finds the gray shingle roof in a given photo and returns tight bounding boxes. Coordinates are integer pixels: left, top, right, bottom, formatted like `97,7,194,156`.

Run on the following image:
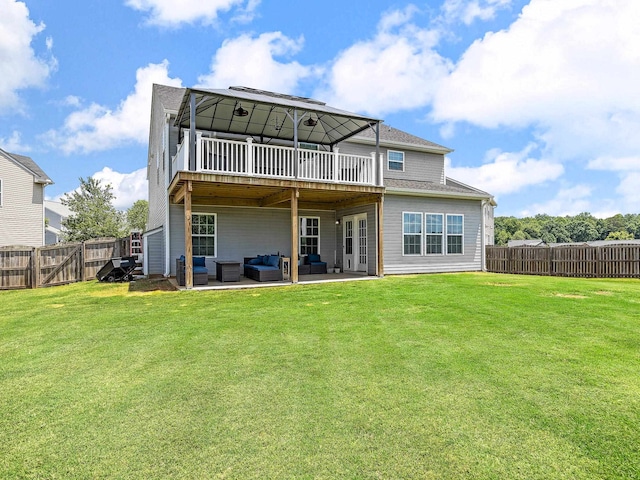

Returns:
385,178,492,199
153,84,185,111
0,149,52,184
353,125,451,152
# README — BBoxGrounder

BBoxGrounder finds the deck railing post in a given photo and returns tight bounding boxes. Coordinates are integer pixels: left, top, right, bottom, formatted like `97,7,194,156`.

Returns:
246,137,254,175
378,153,384,186
333,147,339,182
196,131,203,171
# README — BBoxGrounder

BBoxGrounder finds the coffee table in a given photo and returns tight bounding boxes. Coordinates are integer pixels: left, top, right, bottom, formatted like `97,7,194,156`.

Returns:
215,261,240,282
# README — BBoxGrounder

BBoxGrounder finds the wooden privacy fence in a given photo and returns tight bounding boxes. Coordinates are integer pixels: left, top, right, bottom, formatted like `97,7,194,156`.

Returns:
486,244,640,278
0,238,128,290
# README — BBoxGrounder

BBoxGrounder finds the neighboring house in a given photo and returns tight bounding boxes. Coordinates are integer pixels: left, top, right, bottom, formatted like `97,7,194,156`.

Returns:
0,149,53,247
145,85,496,286
44,200,72,244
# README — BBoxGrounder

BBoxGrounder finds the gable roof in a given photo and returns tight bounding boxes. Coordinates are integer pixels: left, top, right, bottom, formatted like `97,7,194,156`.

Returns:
351,125,452,154
0,148,53,184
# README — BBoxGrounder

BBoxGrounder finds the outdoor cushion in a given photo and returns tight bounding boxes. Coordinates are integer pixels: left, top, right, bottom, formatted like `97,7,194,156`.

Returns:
248,257,262,265
266,255,280,267
307,254,321,263
193,256,206,267
193,266,208,274
248,264,279,271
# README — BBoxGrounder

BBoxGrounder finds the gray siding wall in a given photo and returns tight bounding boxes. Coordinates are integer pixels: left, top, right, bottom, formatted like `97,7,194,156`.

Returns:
145,228,165,275
146,96,169,231
169,204,337,278
339,140,445,184
0,155,45,247
383,194,483,274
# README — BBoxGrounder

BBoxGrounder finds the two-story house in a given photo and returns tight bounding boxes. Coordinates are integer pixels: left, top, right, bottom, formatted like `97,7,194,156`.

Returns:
0,149,53,247
145,85,495,287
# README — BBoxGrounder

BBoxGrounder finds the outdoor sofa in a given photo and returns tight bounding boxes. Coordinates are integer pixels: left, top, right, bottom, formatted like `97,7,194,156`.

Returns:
243,255,283,282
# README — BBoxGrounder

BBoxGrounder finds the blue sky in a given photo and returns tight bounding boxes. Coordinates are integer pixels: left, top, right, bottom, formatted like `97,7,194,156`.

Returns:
2,0,639,217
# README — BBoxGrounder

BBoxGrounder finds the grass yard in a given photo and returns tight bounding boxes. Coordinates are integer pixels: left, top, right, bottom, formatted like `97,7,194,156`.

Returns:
1,273,639,479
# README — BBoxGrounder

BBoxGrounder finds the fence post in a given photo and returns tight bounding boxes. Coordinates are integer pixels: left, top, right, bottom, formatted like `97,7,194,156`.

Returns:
31,247,38,289
549,246,554,276
80,242,86,282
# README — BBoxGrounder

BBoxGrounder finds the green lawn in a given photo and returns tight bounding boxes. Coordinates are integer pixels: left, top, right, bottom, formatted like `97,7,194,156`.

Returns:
1,273,639,479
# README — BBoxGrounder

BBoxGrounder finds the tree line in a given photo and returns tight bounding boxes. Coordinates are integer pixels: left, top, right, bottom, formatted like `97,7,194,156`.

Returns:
60,177,148,242
495,213,640,245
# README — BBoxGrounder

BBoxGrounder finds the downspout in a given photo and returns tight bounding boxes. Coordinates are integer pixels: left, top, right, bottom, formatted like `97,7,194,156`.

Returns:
164,113,171,277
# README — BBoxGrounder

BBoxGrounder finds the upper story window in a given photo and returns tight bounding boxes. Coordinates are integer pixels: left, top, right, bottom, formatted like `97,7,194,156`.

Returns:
388,150,404,171
192,213,217,257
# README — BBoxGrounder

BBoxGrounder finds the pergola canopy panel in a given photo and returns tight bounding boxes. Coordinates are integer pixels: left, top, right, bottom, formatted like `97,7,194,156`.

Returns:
175,87,381,146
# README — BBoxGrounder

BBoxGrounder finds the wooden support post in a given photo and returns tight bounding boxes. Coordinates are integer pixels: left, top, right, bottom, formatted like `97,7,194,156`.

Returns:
377,195,384,277
184,180,193,289
291,188,299,283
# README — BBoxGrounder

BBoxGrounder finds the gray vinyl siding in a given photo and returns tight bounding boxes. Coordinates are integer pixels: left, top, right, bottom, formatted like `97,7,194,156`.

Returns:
336,203,377,275
144,228,165,275
383,194,483,274
146,93,170,231
169,204,337,278
0,155,45,247
339,140,445,184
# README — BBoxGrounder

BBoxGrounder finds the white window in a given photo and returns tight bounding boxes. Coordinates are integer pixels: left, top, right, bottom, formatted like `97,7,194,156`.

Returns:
446,214,464,254
192,213,216,257
425,213,444,254
403,212,422,255
388,150,404,171
300,217,319,255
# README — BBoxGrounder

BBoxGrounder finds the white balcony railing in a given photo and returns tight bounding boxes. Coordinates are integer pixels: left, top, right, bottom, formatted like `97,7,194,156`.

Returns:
172,134,381,186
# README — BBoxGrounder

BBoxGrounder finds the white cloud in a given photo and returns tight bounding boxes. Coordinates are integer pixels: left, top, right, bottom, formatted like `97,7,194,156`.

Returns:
432,0,640,159
44,60,182,154
196,32,312,93
315,6,452,116
0,0,56,111
445,144,564,195
588,155,640,211
588,156,640,172
125,0,256,27
0,131,31,153
520,185,594,217
93,167,148,210
54,167,148,210
441,0,513,25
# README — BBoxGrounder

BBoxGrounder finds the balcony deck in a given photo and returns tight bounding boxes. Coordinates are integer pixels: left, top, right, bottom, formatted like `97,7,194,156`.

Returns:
171,135,382,188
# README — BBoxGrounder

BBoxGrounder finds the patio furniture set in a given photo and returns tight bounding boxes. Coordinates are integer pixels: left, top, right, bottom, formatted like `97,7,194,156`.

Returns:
177,253,328,285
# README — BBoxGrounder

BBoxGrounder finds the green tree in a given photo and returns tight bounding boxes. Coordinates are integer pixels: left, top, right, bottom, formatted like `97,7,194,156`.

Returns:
126,199,148,232
605,231,634,240
61,177,126,242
